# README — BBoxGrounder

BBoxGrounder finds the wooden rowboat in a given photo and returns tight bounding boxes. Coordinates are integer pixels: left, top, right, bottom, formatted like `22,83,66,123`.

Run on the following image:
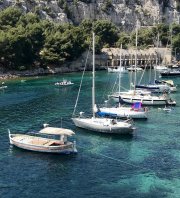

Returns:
9,127,77,154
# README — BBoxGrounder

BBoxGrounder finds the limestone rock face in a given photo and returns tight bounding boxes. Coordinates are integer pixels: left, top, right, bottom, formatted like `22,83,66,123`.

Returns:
0,0,179,30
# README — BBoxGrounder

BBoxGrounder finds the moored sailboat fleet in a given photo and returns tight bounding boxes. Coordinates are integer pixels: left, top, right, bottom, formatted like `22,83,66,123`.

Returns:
8,32,179,155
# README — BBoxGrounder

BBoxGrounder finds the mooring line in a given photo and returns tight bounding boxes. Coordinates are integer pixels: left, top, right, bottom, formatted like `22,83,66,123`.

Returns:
77,145,180,180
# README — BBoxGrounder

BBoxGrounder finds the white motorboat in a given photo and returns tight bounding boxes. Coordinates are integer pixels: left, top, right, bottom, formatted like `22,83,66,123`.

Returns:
0,85,7,89
108,66,127,73
0,82,7,89
154,80,177,92
127,66,143,72
163,106,172,112
9,127,77,154
72,33,135,134
154,65,168,71
55,79,74,86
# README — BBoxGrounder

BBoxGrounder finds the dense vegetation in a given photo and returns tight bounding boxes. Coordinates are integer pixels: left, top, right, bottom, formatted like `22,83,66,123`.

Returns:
0,7,179,71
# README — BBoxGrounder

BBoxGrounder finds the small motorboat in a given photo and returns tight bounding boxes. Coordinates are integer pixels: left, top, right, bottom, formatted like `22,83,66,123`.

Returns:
0,82,7,90
160,69,180,77
154,80,177,92
0,85,7,89
55,79,74,86
127,66,143,72
154,65,168,71
9,126,77,154
163,106,172,112
107,66,128,73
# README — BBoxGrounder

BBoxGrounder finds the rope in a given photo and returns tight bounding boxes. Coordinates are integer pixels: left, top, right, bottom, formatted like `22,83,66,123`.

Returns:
138,63,148,85
77,145,180,179
72,45,91,117
111,74,119,94
77,145,141,168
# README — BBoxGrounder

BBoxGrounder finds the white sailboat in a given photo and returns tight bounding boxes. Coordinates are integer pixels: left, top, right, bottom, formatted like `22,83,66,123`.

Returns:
72,33,135,134
111,21,176,106
100,44,148,119
135,32,175,93
107,47,128,73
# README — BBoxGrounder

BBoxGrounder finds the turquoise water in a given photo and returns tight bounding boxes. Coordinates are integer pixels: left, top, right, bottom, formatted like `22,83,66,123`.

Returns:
0,71,179,198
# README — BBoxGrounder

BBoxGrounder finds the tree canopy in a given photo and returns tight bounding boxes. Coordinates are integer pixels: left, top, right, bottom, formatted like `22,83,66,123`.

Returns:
0,7,179,70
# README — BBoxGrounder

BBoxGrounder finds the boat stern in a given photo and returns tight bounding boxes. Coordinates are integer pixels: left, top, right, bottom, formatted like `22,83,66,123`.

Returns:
167,99,176,106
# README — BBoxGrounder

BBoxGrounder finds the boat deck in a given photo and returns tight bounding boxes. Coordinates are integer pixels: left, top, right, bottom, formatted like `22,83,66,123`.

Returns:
12,135,64,146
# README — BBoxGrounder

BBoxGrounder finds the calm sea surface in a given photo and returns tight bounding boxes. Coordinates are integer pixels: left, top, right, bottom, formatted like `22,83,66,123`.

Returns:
0,70,179,198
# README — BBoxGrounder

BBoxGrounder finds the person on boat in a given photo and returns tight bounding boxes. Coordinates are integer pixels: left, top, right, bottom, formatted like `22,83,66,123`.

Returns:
111,119,117,125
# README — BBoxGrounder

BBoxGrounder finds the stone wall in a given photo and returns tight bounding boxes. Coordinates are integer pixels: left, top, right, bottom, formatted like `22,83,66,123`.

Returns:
102,47,172,66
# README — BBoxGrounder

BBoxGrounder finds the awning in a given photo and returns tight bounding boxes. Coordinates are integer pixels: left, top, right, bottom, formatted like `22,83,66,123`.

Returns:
39,127,75,136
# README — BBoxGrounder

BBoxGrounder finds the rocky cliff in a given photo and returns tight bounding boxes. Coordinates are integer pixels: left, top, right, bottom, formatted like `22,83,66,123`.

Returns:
0,0,180,31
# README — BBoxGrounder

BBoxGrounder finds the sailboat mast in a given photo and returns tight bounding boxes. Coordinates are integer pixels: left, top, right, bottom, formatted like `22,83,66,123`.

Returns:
154,32,159,81
118,44,122,94
129,53,132,90
134,22,138,94
92,32,95,118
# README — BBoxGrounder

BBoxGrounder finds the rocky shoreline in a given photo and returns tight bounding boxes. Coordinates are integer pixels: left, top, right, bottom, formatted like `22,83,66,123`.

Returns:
0,65,106,80
0,68,79,80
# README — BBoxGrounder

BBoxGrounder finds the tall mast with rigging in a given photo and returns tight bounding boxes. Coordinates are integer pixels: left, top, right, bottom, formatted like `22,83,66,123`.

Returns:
134,21,138,94
92,32,95,118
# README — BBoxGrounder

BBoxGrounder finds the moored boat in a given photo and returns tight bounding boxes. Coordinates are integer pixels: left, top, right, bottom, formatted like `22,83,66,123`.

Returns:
154,65,168,71
154,80,177,92
135,83,171,93
160,69,180,77
98,102,148,119
108,66,127,73
72,32,135,135
0,82,7,89
127,66,143,72
118,92,176,106
9,127,77,154
55,79,74,86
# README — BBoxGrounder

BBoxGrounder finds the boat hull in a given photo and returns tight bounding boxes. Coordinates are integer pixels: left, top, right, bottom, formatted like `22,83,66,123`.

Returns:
9,135,77,154
111,95,175,106
135,84,170,93
72,117,134,134
107,67,127,73
160,72,180,77
99,107,147,119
